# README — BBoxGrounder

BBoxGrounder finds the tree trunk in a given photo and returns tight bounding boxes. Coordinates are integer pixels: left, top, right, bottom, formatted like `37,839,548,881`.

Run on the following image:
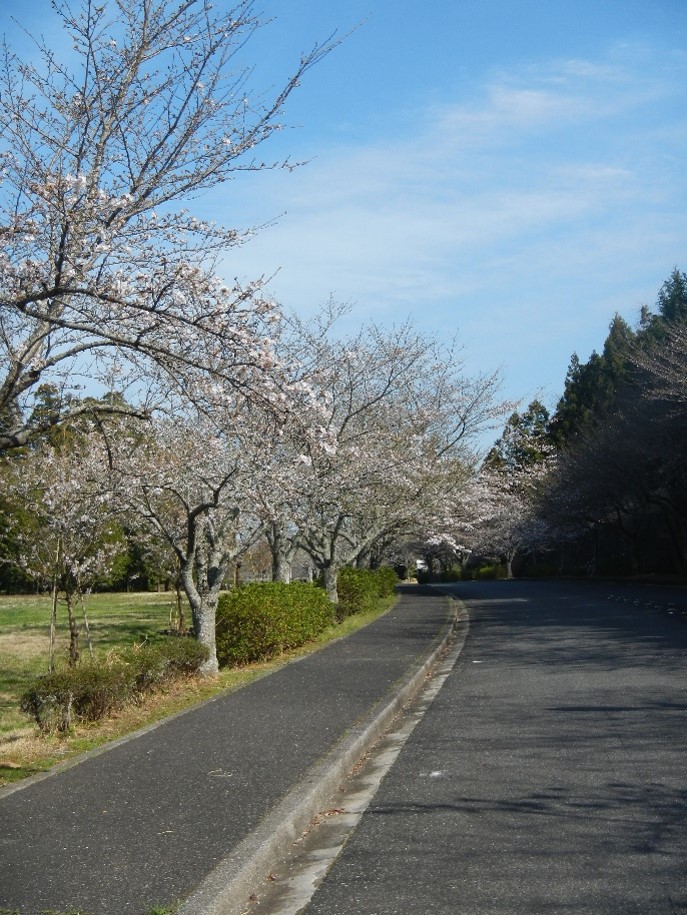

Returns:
49,578,58,674
664,510,687,575
355,547,370,570
66,592,80,667
194,593,220,676
175,580,186,634
49,537,60,673
180,563,219,676
321,563,339,604
188,590,220,676
268,525,294,583
272,551,292,583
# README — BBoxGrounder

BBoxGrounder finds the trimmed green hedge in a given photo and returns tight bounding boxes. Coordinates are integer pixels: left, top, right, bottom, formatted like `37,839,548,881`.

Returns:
20,637,209,733
472,563,508,580
215,581,335,667
337,566,398,618
375,566,399,597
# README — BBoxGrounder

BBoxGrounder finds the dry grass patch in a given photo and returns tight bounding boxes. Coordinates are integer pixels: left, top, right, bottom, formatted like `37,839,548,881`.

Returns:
0,630,53,660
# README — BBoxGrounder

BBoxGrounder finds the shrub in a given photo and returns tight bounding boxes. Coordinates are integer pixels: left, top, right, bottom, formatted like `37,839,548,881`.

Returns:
20,637,209,733
216,581,335,667
163,636,210,673
20,663,132,733
439,566,463,582
375,566,399,597
393,563,408,580
473,563,507,580
337,568,378,618
521,561,558,579
336,567,398,618
122,637,210,690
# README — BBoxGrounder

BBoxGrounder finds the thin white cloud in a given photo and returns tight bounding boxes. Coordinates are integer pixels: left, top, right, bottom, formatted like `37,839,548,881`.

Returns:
214,43,687,410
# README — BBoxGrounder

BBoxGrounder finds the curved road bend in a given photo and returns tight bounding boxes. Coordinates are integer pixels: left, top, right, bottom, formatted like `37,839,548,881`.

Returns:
303,580,687,914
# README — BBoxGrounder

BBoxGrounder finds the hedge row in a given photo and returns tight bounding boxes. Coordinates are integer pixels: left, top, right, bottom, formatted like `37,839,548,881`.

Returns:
416,563,508,583
216,581,335,666
337,566,398,618
20,637,209,733
21,571,400,732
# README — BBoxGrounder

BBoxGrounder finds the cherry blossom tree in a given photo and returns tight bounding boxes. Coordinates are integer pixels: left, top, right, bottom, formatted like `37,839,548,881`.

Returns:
106,368,333,671
256,465,311,584
107,404,273,674
287,321,423,600
470,466,551,578
134,524,189,630
457,400,553,576
0,431,124,668
0,0,336,449
411,468,484,574
275,308,505,601
236,378,332,584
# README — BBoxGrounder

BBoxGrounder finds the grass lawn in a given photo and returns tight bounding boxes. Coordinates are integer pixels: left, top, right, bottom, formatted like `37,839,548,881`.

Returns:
0,589,397,788
0,590,188,783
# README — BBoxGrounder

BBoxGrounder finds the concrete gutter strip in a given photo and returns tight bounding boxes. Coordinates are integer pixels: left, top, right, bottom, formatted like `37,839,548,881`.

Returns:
178,599,461,915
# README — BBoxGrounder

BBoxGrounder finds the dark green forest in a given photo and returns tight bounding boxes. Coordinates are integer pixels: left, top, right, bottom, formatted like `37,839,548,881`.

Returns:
491,267,687,577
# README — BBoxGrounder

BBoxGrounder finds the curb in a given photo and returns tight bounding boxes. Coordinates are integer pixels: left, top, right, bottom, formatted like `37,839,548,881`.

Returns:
178,596,459,915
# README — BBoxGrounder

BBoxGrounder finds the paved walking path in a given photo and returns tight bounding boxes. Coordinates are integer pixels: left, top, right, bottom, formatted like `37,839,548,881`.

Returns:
0,585,456,915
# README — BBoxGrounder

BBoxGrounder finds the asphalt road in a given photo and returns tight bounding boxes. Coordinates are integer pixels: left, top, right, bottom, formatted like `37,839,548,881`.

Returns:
0,585,453,915
303,580,687,914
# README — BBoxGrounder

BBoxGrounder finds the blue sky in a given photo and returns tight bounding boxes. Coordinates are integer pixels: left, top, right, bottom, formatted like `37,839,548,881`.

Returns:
4,0,687,441
225,0,687,432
